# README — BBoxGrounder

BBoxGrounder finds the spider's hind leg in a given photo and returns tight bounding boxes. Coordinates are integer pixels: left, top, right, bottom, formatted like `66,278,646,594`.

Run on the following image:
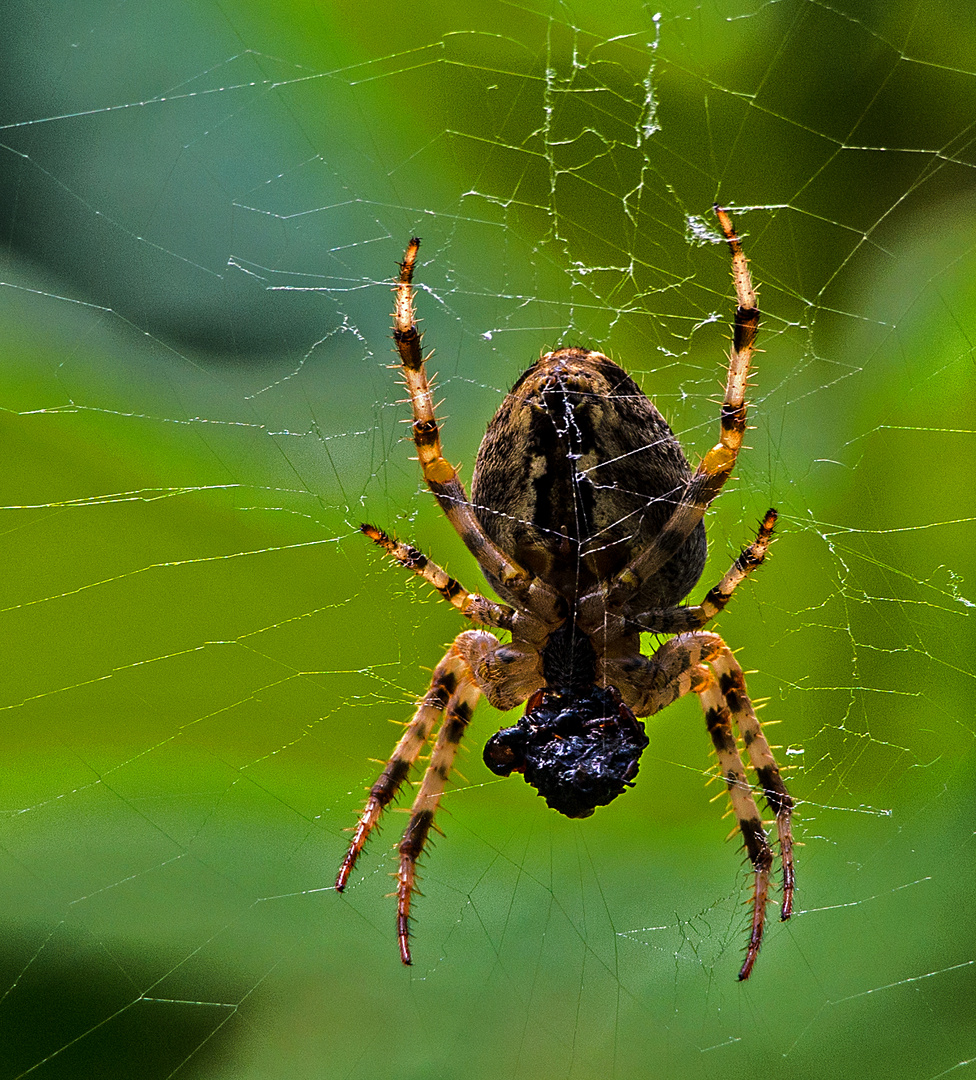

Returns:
388,240,562,622
593,207,762,613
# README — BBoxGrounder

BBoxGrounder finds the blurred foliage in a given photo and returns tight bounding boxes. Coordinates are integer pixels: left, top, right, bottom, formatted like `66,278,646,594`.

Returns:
0,0,974,1078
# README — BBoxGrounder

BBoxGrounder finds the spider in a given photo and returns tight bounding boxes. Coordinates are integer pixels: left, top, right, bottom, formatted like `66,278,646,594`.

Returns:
336,207,794,981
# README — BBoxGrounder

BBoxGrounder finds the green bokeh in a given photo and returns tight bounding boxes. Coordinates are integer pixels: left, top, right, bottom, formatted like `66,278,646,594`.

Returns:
1,1,974,1077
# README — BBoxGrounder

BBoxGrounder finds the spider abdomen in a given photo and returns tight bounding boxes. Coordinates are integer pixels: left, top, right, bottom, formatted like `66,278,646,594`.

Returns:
471,348,706,607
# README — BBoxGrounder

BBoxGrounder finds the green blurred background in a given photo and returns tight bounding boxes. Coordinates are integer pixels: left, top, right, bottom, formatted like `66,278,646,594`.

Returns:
1,0,974,1077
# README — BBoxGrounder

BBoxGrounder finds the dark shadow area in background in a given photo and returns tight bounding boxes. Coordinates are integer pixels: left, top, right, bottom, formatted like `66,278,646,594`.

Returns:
0,933,241,1079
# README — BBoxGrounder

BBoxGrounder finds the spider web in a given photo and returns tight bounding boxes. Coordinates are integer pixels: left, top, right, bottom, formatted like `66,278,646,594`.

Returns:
1,0,974,1076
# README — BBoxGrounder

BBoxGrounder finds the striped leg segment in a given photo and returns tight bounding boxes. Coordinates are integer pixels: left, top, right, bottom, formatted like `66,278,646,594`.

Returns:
391,239,459,495
629,508,777,635
709,646,794,921
336,639,487,965
599,207,762,610
336,646,470,893
698,665,773,981
698,635,793,980
395,668,480,964
390,240,562,619
608,630,793,981
711,203,760,478
361,522,518,632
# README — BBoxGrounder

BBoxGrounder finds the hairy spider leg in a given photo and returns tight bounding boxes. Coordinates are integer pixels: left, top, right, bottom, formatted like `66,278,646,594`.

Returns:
395,667,480,964
391,240,562,623
359,522,552,656
627,508,777,635
336,647,476,966
697,665,773,981
335,648,467,893
360,523,518,631
596,206,761,613
601,630,793,981
621,510,796,925
709,646,794,921
337,625,542,963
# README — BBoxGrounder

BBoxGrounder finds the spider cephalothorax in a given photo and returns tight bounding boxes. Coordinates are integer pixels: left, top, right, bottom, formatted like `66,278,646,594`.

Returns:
336,209,795,980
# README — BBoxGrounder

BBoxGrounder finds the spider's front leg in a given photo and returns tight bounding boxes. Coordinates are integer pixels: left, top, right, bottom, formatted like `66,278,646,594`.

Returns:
698,645,794,979
391,652,481,965
337,622,543,965
605,632,794,980
336,635,481,964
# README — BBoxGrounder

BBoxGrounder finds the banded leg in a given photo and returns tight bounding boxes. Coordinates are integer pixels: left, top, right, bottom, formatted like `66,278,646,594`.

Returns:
337,631,532,964
697,664,773,981
391,240,562,620
336,645,475,892
708,644,794,922
396,668,480,964
360,522,550,647
604,630,793,980
628,508,777,635
598,206,761,611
